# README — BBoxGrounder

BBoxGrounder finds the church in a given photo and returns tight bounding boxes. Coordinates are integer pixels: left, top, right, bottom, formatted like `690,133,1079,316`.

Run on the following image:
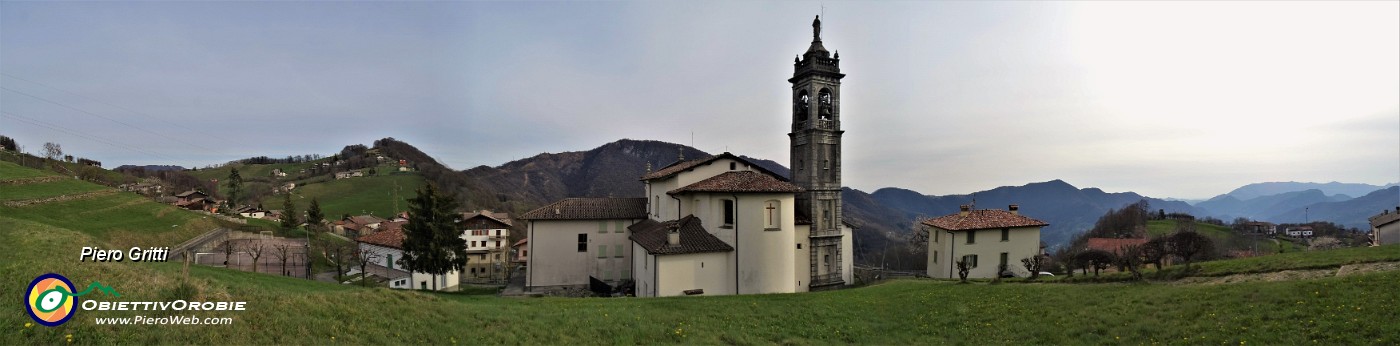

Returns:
521,16,853,297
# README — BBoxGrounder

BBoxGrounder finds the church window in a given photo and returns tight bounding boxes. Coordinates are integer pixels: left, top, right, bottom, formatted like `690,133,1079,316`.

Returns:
818,88,832,120
763,200,780,230
722,199,735,227
794,90,810,122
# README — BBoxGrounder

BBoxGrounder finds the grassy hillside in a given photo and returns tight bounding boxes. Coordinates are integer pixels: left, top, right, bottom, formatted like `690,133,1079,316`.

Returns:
3,161,1398,344
1147,219,1305,253
254,173,425,219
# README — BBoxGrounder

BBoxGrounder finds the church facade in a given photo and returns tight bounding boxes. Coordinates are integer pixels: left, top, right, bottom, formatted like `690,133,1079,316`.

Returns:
522,16,853,296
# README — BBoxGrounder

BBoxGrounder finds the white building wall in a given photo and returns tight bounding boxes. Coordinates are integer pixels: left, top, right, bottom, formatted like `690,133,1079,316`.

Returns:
841,224,854,285
357,242,458,291
526,218,638,290
655,252,733,297
928,226,1041,279
632,243,656,297
794,224,810,292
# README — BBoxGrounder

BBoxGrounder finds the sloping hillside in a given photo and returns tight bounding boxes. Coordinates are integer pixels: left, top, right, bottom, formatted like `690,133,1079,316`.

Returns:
1267,186,1400,229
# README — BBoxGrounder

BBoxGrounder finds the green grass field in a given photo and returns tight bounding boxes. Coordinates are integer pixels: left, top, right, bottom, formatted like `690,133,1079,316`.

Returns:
0,160,57,179
255,173,425,219
3,162,1398,344
0,179,111,201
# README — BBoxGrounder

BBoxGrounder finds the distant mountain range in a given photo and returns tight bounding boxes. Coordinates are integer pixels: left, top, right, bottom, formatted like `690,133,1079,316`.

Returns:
1218,181,1398,201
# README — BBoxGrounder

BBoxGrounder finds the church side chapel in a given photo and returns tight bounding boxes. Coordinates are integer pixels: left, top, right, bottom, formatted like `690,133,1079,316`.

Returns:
522,16,853,297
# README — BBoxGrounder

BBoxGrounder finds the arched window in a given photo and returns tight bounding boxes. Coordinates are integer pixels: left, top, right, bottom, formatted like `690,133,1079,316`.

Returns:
818,88,832,120
794,90,810,122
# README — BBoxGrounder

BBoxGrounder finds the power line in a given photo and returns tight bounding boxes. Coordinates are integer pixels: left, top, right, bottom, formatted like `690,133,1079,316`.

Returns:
1,111,179,162
0,72,237,144
0,86,219,153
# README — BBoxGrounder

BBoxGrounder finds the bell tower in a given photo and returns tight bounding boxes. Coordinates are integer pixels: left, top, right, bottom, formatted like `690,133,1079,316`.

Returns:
789,15,846,288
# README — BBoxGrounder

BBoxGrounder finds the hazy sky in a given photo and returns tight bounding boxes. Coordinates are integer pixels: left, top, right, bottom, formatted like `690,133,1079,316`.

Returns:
2,1,1396,199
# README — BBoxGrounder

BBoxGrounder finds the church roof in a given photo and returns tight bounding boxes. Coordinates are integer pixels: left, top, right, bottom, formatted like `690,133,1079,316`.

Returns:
629,216,734,255
922,209,1048,232
520,198,647,220
668,171,802,195
639,152,786,182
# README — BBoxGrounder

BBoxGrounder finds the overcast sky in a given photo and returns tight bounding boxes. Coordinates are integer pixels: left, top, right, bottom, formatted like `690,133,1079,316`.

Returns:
2,1,1396,199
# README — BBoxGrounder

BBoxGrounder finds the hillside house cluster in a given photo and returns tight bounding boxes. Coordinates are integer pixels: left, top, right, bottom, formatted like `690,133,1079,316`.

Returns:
352,210,515,291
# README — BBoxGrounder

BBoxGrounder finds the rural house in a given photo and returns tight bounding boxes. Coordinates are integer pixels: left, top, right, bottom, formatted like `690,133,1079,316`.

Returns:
1370,207,1400,246
356,228,460,291
924,205,1048,279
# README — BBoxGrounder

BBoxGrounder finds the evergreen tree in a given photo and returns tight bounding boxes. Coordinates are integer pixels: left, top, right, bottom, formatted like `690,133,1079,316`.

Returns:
307,198,324,228
226,168,243,206
401,184,467,290
281,192,297,230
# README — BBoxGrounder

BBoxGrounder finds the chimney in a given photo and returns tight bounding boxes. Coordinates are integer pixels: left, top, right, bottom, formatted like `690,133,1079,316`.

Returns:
1009,204,1020,215
554,208,560,215
667,228,680,246
959,205,970,217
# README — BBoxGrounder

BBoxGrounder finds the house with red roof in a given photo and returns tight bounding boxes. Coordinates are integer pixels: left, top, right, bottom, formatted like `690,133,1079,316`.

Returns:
356,228,460,291
923,204,1048,279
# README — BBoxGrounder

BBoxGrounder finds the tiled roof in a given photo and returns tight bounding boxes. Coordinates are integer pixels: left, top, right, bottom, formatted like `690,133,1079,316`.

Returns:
520,198,648,220
460,211,513,228
175,190,206,198
629,216,734,255
350,215,387,225
639,152,785,182
922,209,1049,231
1370,211,1400,228
668,171,802,194
357,228,406,249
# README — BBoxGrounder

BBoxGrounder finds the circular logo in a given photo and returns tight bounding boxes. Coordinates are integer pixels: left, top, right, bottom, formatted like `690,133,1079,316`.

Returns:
26,273,77,327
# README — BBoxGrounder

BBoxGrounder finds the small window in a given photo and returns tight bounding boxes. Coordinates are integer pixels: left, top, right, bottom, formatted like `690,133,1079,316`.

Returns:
935,229,940,243
967,230,976,244
615,220,624,233
823,159,829,170
613,244,623,258
796,243,802,250
1001,228,1009,242
962,254,979,268
577,234,587,252
653,196,659,216
598,221,607,233
598,245,607,258
933,250,938,264
729,162,736,170
1000,252,1008,268
722,200,735,226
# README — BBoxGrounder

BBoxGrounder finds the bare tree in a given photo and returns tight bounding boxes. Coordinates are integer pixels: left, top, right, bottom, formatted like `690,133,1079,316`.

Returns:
1167,231,1213,270
1076,249,1115,277
323,239,353,280
242,239,267,274
1117,244,1144,281
1021,255,1046,280
955,258,971,283
1141,237,1168,270
269,243,293,276
42,142,62,161
354,246,382,287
